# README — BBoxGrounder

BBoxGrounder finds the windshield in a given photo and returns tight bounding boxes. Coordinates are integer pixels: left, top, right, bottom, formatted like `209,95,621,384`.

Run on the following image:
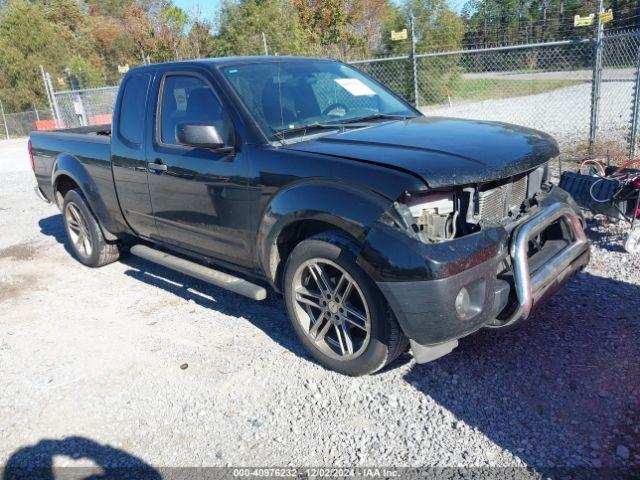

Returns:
220,60,417,141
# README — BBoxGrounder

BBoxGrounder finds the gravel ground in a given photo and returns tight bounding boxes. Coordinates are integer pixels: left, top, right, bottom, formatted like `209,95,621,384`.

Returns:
425,82,633,151
1,137,639,476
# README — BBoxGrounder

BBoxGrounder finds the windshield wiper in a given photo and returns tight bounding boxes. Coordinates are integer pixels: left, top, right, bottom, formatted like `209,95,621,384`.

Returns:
274,123,342,140
341,113,415,124
274,114,415,140
274,121,367,140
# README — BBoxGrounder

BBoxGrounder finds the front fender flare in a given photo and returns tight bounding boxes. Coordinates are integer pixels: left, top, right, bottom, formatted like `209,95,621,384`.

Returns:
258,179,395,285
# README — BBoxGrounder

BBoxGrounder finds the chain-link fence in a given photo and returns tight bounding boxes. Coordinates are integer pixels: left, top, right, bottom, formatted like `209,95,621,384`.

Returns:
0,105,53,140
595,31,640,154
354,30,640,159
354,39,596,149
50,86,119,129
37,31,640,159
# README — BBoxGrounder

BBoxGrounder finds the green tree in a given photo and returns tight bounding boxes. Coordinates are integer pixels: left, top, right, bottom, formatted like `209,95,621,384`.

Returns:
212,0,311,57
293,0,389,59
379,1,411,56
0,0,67,110
42,0,107,85
374,0,464,105
187,18,215,58
85,0,135,18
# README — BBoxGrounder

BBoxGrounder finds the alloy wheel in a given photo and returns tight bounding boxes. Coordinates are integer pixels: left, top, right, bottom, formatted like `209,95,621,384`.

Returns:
65,202,93,258
291,258,371,360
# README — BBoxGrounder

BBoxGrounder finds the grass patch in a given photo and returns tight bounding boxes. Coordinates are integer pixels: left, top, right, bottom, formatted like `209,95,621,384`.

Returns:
441,78,583,104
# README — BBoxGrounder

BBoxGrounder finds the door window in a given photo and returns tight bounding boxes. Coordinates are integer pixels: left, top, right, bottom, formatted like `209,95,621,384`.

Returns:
159,75,229,145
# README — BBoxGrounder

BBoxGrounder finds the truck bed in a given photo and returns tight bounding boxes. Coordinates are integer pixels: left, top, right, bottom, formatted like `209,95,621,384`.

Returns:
30,124,113,207
46,124,111,137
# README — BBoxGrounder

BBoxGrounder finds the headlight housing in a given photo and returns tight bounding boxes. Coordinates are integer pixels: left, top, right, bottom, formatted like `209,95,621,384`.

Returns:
382,191,457,243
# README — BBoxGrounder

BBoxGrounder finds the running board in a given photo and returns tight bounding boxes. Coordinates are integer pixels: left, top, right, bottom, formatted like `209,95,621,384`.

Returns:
130,245,267,301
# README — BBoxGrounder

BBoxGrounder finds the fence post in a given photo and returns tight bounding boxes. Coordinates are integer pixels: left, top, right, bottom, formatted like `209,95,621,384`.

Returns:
588,0,605,151
33,104,40,122
410,12,419,107
629,49,640,159
40,65,55,123
0,100,9,139
46,72,63,128
262,32,269,56
40,65,63,127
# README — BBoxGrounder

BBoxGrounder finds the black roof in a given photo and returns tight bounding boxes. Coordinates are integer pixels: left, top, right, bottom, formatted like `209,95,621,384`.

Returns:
205,56,333,65
131,56,335,73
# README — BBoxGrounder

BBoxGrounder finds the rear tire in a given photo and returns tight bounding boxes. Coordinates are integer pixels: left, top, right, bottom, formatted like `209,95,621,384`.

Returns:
62,189,120,268
283,231,408,376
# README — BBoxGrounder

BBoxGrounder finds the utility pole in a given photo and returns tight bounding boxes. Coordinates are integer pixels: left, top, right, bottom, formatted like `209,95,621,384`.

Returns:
589,0,605,150
262,32,269,56
410,12,419,108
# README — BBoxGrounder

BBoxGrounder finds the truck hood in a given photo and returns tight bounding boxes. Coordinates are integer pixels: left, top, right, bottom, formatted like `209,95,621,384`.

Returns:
283,116,559,188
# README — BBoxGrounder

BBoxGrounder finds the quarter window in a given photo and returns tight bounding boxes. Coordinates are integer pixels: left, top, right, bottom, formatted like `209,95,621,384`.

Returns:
118,74,151,145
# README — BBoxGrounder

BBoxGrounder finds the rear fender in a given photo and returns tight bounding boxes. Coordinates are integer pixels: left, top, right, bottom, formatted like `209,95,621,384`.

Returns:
258,179,395,285
52,154,118,241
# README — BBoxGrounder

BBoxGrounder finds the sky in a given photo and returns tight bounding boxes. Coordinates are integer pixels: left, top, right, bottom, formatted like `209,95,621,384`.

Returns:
173,0,220,19
172,0,468,21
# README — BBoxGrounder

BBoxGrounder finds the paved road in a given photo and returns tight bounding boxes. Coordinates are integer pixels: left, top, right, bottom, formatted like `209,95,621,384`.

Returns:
424,81,634,151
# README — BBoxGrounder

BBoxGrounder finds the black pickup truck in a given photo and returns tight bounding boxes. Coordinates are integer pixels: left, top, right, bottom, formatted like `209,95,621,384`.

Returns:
30,57,590,376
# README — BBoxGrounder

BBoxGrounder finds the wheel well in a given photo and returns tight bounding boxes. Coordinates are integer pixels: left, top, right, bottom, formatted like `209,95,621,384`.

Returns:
54,175,79,207
273,220,358,291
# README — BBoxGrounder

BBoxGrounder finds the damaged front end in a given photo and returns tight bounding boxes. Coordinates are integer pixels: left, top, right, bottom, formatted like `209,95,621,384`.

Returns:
357,163,590,363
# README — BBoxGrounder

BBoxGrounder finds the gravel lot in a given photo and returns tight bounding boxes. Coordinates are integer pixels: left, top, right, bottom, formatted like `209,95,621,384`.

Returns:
1,137,639,476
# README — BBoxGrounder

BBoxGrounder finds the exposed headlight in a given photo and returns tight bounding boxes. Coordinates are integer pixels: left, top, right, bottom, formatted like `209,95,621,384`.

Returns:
383,192,457,243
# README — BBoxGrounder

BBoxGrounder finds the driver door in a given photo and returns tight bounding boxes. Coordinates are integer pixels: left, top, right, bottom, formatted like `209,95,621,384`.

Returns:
147,70,252,267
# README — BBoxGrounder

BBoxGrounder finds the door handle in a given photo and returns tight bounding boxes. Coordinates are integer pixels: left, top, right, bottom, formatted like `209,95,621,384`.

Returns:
148,160,167,173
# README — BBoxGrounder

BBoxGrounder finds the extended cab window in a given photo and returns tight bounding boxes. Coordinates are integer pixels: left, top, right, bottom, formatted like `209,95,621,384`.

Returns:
118,74,151,145
160,75,228,145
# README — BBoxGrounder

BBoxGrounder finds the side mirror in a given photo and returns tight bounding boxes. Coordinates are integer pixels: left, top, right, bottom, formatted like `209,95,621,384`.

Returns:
176,123,229,150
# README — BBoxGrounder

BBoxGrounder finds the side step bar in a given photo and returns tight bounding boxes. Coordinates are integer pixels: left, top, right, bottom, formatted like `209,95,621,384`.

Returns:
130,245,267,301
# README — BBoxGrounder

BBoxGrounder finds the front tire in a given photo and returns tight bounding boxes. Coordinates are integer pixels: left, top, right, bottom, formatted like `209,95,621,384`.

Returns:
283,231,408,376
62,189,120,268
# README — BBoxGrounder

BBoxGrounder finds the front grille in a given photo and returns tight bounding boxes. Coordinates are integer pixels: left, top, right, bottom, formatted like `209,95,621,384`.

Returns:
510,175,528,210
478,175,528,224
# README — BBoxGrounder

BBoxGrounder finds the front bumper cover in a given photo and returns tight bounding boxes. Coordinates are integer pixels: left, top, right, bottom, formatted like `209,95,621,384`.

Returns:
359,187,590,352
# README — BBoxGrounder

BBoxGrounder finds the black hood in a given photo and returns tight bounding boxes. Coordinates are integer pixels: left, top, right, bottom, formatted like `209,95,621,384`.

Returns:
283,116,559,188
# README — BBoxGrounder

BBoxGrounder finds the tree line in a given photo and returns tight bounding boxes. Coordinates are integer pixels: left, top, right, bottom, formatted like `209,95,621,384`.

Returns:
0,0,635,112
461,0,640,47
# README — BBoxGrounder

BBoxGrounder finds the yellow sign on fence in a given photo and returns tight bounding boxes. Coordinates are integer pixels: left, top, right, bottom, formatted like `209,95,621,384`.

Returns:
574,14,595,27
118,64,130,74
600,9,614,24
391,29,408,41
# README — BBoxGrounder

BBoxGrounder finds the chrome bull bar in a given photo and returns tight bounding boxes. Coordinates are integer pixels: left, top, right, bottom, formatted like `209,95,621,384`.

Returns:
502,202,589,327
